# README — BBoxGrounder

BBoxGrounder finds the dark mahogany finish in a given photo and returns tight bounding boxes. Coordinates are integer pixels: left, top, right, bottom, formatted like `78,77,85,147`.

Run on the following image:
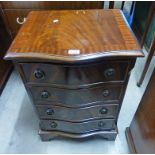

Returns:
126,68,155,153
39,128,118,141
19,61,129,86
0,9,12,95
40,119,115,133
1,1,104,10
29,84,123,105
4,10,143,141
4,10,143,62
36,104,118,122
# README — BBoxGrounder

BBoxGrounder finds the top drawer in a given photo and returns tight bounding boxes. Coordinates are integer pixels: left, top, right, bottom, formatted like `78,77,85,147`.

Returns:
19,61,129,87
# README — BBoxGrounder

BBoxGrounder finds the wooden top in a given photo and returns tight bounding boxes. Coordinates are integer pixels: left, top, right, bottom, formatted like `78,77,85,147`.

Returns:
5,9,143,62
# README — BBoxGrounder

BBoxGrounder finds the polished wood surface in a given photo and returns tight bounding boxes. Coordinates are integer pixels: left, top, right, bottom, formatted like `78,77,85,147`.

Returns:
5,9,143,62
125,128,137,153
17,59,129,140
0,9,12,94
1,1,104,9
126,68,155,153
39,128,117,141
6,9,143,140
19,60,129,87
40,119,115,133
29,84,123,105
36,104,118,122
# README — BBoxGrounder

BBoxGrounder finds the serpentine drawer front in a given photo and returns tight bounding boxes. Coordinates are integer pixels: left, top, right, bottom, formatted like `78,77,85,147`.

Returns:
39,119,115,133
29,84,123,104
19,61,129,86
36,104,119,121
4,9,143,141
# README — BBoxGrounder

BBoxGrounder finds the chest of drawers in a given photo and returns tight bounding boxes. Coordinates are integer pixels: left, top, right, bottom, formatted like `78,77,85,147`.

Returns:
4,9,143,141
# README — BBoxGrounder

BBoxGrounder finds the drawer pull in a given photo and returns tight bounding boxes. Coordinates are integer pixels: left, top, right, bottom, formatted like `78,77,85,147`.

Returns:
51,121,57,128
100,107,108,114
98,121,105,127
41,91,50,99
102,90,110,97
46,108,54,115
16,17,26,25
34,69,45,79
104,68,115,78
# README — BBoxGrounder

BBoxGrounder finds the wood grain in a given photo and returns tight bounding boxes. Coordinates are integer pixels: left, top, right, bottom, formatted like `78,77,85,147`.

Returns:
29,84,123,105
4,9,143,140
36,104,118,122
126,68,155,153
5,9,143,63
19,60,129,87
1,1,104,9
39,128,117,141
40,118,115,133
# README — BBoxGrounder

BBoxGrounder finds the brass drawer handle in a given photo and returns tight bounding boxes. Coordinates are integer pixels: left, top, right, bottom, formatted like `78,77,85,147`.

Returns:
34,69,45,79
100,107,108,114
50,121,57,128
16,17,26,25
41,91,50,99
104,68,115,78
46,108,54,115
98,121,105,127
102,90,110,97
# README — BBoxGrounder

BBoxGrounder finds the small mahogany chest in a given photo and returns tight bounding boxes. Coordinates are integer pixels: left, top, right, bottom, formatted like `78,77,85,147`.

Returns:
5,9,143,141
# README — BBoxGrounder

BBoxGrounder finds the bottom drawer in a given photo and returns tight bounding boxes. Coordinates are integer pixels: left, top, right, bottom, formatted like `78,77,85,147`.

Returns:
39,128,118,141
40,119,115,134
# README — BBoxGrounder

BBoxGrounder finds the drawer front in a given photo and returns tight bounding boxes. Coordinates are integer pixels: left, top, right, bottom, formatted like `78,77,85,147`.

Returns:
29,85,123,105
40,119,115,133
2,2,103,9
4,9,32,36
36,104,118,122
20,61,129,86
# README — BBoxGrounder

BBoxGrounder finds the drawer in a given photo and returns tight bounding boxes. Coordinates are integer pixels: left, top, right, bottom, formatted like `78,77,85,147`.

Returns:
40,119,115,133
2,2,57,9
29,84,123,106
2,2,103,9
39,128,118,140
20,61,129,86
36,104,119,122
4,9,32,35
